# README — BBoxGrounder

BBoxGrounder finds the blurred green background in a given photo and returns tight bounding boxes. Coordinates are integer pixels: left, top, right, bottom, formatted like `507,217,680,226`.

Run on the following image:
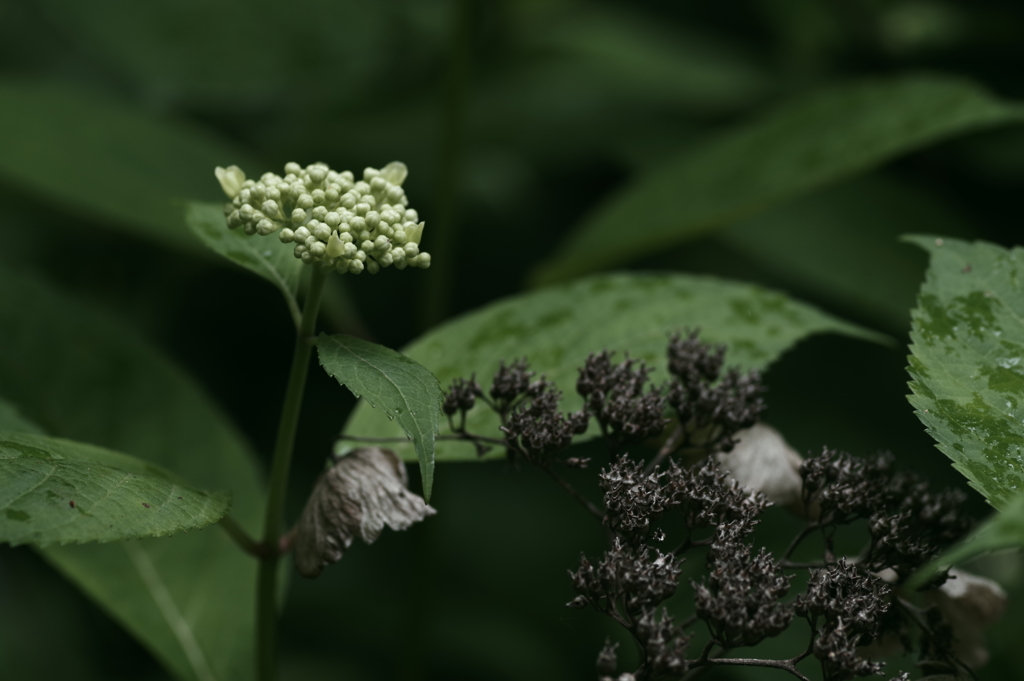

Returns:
2,0,1024,679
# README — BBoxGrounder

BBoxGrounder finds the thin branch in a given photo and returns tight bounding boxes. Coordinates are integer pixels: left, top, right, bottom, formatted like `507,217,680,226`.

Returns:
645,423,685,473
696,656,811,681
782,522,822,562
781,560,828,569
220,515,266,558
338,432,508,447
541,465,604,520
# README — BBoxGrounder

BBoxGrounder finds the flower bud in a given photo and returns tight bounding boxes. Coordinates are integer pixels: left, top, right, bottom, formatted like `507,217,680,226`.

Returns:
308,166,327,184
215,165,246,198
216,160,427,275
405,221,425,245
326,233,346,258
380,161,408,186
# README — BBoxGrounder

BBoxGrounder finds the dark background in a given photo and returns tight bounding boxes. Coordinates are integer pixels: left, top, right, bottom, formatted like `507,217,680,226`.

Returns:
1,1,1024,679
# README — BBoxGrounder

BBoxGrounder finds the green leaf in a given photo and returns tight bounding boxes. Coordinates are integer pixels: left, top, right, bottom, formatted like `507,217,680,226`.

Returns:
0,264,263,681
527,5,770,113
186,201,303,326
0,80,256,252
910,491,1024,588
0,395,43,434
531,75,1024,285
718,175,973,332
0,431,229,547
343,273,884,463
317,334,442,500
907,236,1024,508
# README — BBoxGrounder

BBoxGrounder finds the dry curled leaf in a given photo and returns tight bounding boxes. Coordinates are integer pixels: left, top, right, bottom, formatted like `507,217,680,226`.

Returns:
929,568,1007,668
293,447,436,578
716,423,803,508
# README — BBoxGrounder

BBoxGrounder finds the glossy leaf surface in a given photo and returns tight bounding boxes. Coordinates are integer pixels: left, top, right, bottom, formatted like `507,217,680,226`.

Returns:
907,236,1024,508
318,334,442,500
186,201,303,325
0,80,254,252
344,273,883,463
532,75,1024,284
0,265,262,681
0,431,230,547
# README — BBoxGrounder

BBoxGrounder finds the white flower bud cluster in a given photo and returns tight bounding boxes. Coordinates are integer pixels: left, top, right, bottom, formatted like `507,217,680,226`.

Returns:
216,161,430,274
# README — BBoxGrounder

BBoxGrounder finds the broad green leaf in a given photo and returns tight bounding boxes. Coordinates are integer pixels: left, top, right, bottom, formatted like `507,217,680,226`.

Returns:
718,176,973,332
317,334,442,500
907,236,1024,508
526,5,769,112
0,395,43,434
531,75,1024,285
0,80,256,252
0,431,229,547
910,491,1024,588
0,264,263,681
343,273,884,463
186,201,303,326
33,0,392,109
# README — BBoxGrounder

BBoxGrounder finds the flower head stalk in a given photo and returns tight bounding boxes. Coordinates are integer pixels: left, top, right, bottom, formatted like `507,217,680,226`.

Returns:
215,161,431,274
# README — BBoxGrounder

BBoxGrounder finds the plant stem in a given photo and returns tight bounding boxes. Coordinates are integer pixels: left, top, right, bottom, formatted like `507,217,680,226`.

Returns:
256,265,328,681
220,514,264,558
420,0,474,329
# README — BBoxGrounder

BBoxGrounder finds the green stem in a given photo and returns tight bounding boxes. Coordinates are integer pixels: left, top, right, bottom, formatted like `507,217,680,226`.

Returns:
256,264,328,681
419,0,474,329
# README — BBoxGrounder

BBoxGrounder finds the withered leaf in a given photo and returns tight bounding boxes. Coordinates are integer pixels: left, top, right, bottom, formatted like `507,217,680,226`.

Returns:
293,447,436,578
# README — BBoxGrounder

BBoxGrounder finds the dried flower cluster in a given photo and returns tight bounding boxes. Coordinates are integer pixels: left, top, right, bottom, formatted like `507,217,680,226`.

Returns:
343,331,999,681
801,448,973,580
